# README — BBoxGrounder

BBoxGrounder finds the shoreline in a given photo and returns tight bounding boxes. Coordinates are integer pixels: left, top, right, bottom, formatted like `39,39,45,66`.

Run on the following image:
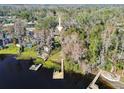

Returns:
92,71,124,89
1,53,124,89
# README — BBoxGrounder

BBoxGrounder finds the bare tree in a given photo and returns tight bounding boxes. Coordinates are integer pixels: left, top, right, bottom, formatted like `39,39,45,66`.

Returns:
61,31,85,65
14,19,25,46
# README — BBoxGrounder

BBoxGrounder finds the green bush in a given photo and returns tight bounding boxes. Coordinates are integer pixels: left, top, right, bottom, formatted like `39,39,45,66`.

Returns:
64,60,82,73
103,61,112,71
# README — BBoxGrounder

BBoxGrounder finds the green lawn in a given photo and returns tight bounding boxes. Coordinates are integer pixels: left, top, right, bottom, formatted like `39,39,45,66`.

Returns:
0,45,83,74
64,60,82,74
49,51,61,62
0,45,19,54
16,47,37,60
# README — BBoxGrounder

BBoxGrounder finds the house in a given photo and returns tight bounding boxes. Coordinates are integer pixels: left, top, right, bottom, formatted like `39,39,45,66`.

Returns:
3,23,14,28
43,46,50,53
26,21,36,32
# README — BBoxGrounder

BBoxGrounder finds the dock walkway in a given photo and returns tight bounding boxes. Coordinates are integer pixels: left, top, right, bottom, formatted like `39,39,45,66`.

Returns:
87,70,102,89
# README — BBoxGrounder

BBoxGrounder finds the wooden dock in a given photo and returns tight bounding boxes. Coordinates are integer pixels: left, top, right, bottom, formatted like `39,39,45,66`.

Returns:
29,64,42,71
53,71,64,79
87,70,102,89
53,59,64,79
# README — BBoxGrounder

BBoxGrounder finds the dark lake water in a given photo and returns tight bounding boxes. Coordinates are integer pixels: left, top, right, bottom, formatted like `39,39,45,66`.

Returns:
0,54,112,89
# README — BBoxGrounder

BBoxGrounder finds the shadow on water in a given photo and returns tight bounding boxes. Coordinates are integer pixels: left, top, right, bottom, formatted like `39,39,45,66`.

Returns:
0,54,112,89
0,54,9,61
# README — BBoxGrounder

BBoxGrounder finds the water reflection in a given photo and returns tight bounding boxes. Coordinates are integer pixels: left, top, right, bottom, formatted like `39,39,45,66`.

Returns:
6,62,13,72
0,54,7,61
15,62,22,72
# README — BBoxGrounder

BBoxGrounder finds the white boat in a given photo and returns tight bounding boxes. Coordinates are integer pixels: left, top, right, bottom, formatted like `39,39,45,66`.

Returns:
101,71,120,82
29,64,42,71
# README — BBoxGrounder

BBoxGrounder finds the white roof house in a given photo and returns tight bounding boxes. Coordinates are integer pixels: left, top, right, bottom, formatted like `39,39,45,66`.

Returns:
3,23,14,27
26,21,36,32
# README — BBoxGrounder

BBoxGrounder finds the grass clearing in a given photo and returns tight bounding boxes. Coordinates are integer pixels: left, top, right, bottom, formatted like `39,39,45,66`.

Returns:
49,51,61,62
16,47,37,60
0,45,83,74
64,60,82,74
0,44,19,54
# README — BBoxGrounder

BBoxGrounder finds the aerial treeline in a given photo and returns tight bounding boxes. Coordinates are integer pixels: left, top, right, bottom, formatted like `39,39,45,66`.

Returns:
1,5,124,74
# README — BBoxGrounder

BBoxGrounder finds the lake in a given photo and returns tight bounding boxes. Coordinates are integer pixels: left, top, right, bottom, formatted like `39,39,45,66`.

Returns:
0,54,112,89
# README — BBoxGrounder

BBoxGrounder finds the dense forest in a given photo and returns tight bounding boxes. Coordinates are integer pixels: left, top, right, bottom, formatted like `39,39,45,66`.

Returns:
0,5,124,77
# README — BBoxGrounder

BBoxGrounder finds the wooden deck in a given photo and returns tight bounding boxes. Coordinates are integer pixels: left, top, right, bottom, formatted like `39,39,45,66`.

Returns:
87,70,102,89
53,71,64,79
52,59,64,79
